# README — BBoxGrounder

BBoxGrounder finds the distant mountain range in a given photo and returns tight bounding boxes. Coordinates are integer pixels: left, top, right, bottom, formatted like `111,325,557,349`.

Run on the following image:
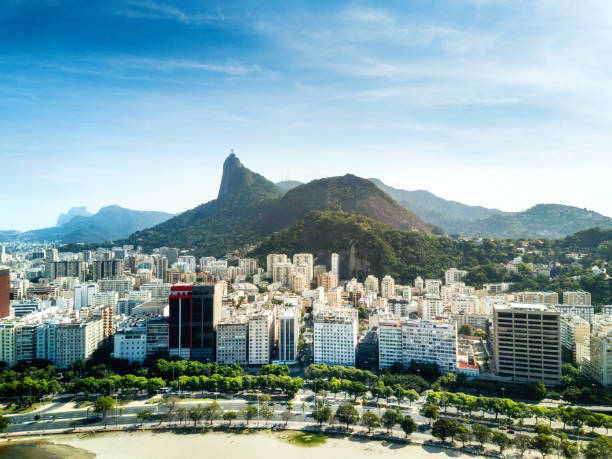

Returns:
0,206,174,244
56,206,92,226
276,177,612,239
123,154,435,256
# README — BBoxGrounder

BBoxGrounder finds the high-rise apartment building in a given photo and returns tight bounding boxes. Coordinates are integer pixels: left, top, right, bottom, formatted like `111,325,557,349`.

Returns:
277,306,299,364
266,254,288,275
583,330,612,388
317,272,338,291
378,317,458,373
425,279,442,296
381,275,395,299
515,291,559,305
99,278,132,298
560,314,590,362
248,310,274,365
445,268,468,285
146,316,168,356
168,284,222,361
331,253,339,277
313,308,357,366
56,319,104,368
216,316,248,365
93,260,124,281
555,304,594,324
563,291,592,306
74,283,98,310
0,268,9,318
155,256,168,281
293,254,314,283
36,322,58,364
421,294,443,320
238,258,257,276
493,304,562,385
364,275,379,294
47,261,85,282
0,321,18,367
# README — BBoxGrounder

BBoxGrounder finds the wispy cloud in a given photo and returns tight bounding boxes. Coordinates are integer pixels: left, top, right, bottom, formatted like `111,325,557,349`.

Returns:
117,0,225,25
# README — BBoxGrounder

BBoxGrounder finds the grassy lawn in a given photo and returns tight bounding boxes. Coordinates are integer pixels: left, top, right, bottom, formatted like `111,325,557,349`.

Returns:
0,401,51,414
280,432,327,447
75,400,94,408
145,397,164,405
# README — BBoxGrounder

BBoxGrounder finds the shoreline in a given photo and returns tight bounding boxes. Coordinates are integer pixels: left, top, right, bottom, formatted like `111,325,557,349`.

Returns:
0,424,500,459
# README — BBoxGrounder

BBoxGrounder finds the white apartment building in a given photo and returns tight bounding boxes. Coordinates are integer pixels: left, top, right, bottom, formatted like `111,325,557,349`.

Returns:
238,258,257,276
554,304,594,324
74,283,98,310
331,253,339,277
445,268,468,285
378,317,458,373
216,316,248,365
560,314,590,362
113,327,147,363
364,275,379,294
493,303,562,385
313,308,357,366
583,330,612,388
421,294,443,320
293,253,314,283
563,291,591,306
56,319,104,368
15,324,38,363
99,278,133,298
92,291,119,313
140,282,171,299
0,321,18,367
36,322,58,364
267,254,288,275
380,275,395,299
414,276,424,292
425,279,442,296
248,310,274,365
177,256,196,273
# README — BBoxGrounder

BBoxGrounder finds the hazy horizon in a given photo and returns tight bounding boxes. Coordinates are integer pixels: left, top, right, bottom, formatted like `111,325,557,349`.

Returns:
2,1,612,230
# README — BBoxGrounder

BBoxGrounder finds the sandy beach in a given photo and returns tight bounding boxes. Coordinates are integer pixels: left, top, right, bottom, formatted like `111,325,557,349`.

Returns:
0,431,476,459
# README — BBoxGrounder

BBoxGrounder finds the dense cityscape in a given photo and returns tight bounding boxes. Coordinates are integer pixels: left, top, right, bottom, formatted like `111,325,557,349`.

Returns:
3,1,612,458
0,236,610,457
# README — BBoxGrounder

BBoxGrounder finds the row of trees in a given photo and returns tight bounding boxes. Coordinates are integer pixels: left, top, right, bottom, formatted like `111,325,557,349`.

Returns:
425,391,612,433
66,375,165,396
168,374,304,397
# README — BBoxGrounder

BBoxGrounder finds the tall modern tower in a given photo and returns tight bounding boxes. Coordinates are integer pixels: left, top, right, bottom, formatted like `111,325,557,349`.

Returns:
331,253,339,277
0,268,9,318
169,284,222,361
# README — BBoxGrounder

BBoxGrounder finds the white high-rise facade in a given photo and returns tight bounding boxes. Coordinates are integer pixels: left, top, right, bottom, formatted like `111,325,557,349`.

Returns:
331,253,339,277
378,317,458,373
381,275,395,299
313,308,357,366
74,283,98,310
293,253,314,283
248,310,274,365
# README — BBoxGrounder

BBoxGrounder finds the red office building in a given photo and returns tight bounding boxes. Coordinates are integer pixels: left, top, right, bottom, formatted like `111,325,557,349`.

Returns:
168,284,222,361
0,269,10,319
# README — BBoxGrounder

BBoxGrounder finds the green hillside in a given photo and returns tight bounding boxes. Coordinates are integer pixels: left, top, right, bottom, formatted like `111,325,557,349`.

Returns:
252,210,514,282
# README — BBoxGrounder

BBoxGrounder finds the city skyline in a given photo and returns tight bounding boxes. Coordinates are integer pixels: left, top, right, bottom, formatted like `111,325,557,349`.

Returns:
3,1,612,230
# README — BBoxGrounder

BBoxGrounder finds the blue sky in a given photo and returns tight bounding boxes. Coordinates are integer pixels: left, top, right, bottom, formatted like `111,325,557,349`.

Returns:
2,0,611,230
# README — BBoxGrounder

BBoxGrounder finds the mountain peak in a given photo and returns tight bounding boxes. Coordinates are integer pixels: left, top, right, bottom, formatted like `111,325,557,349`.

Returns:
56,206,92,227
217,152,282,202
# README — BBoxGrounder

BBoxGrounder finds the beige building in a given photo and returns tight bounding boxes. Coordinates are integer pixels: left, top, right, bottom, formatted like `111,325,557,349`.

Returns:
515,291,558,305
563,291,592,306
317,272,338,291
364,275,379,294
560,314,590,362
0,321,18,367
493,303,561,385
380,275,395,299
216,316,248,365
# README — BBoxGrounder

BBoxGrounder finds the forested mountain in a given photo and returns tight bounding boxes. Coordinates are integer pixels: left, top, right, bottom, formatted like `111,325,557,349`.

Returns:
252,210,514,282
123,154,435,256
370,179,612,239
